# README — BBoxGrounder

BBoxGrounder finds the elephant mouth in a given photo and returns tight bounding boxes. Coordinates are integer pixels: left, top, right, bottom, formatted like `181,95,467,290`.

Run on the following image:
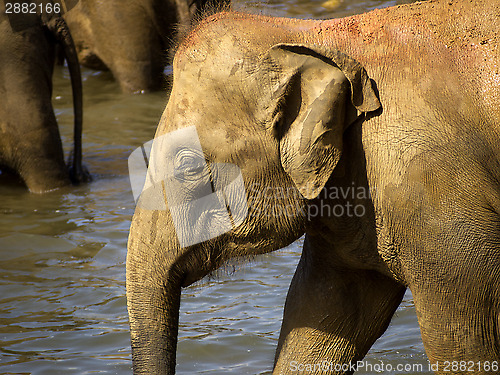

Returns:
179,260,221,288
176,232,246,288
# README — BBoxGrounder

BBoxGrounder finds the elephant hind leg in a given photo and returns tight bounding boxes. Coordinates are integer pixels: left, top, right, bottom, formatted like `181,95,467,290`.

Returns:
412,284,500,374
405,217,500,373
274,238,405,374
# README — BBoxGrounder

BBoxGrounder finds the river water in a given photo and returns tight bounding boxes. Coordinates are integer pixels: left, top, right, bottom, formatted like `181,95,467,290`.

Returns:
0,0,432,374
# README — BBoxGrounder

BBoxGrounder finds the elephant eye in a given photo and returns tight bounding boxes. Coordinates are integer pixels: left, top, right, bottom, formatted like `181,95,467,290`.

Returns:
173,148,206,180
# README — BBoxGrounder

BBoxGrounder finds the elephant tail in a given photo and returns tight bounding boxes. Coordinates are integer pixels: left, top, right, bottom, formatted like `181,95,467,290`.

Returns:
47,15,90,184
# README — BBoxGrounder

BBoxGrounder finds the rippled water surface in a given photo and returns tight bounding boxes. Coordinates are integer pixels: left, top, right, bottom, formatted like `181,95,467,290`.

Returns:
1,0,430,374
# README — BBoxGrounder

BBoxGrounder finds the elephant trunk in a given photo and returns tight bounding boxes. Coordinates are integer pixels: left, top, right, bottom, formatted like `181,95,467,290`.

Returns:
46,16,88,184
127,275,181,374
127,209,183,374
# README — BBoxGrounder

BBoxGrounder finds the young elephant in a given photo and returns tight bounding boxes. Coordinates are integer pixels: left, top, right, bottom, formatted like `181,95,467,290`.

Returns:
63,0,230,93
127,0,500,374
0,6,86,193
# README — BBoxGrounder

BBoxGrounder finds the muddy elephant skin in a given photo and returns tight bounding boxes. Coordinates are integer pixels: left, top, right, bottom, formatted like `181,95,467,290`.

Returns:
0,4,85,193
127,1,500,374
63,0,230,93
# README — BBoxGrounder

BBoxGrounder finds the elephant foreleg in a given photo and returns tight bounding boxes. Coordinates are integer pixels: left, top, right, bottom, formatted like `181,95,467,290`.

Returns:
274,238,405,375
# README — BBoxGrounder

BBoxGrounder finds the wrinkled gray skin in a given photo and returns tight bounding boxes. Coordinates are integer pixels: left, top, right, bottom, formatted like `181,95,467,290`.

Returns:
127,0,500,374
63,0,230,93
0,4,86,193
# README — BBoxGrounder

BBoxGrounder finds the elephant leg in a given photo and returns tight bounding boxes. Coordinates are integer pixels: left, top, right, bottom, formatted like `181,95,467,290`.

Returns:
410,251,500,374
274,237,405,375
413,290,500,375
396,209,500,374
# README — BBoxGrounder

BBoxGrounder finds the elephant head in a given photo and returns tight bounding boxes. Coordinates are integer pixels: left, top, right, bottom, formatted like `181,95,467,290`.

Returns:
126,12,380,374
0,2,87,193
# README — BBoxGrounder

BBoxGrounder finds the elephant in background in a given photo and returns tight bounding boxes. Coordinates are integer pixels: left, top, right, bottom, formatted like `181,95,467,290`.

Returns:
127,0,500,374
62,0,230,93
0,1,87,193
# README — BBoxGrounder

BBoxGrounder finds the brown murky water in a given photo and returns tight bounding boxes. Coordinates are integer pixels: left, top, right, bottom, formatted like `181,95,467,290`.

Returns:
0,0,431,374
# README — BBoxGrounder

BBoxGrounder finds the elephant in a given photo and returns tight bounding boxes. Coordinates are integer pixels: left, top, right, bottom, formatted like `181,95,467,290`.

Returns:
126,0,500,374
0,2,87,193
62,0,230,93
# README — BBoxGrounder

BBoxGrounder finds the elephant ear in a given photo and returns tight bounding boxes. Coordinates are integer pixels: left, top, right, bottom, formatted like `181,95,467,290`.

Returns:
267,44,381,199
